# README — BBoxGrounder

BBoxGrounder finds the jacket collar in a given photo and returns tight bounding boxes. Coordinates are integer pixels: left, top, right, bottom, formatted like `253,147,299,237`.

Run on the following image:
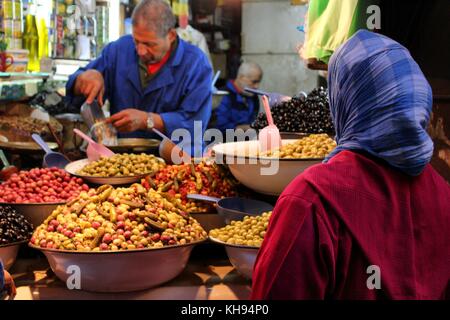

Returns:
227,80,245,104
127,36,185,95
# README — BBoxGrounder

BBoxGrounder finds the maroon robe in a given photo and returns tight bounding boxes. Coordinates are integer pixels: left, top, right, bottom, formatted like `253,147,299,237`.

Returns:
251,151,450,299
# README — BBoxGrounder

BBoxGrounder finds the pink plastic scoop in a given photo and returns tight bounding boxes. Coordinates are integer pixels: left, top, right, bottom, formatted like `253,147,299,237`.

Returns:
258,95,282,153
73,129,115,161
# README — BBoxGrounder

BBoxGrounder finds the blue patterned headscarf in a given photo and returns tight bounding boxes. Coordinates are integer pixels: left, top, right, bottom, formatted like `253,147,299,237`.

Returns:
325,30,433,176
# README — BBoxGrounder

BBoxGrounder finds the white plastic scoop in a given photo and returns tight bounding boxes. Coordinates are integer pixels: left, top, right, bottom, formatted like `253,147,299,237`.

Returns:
73,129,115,162
258,95,282,153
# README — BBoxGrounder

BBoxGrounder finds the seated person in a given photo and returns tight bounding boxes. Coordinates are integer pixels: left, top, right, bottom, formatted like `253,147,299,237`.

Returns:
214,62,263,133
251,30,450,300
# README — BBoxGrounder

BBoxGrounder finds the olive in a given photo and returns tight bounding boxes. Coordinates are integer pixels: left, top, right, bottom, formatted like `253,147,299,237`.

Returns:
209,212,272,247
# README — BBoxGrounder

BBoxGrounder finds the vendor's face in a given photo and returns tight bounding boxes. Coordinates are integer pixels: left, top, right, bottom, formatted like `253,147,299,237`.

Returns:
237,70,262,96
133,24,176,64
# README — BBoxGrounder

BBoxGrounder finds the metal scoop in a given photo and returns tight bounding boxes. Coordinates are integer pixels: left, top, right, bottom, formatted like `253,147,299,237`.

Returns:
73,129,115,162
244,87,291,107
80,100,118,146
153,128,191,165
0,149,18,181
31,133,70,168
187,194,274,224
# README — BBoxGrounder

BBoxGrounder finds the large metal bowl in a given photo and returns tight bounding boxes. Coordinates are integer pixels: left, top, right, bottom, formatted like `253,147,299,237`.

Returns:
212,140,323,195
29,239,206,293
108,138,160,154
0,140,58,152
0,202,64,228
209,237,258,279
65,158,160,185
0,240,27,270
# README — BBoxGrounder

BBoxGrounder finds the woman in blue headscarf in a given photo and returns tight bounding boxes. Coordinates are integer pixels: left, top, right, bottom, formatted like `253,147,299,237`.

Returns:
251,30,450,300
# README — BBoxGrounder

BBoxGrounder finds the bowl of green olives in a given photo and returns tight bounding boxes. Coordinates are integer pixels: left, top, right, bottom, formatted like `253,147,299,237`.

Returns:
208,212,272,279
65,154,166,185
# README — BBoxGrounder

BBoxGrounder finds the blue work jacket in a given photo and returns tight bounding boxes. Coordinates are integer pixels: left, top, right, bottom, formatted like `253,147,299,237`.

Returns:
214,80,260,133
66,35,213,156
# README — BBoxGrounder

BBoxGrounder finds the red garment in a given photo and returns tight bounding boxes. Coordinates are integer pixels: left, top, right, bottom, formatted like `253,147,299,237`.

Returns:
147,49,172,75
251,150,450,300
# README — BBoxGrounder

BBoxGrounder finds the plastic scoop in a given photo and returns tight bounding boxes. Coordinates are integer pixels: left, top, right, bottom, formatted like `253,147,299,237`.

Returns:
258,95,282,153
152,128,191,165
73,129,115,162
31,134,70,169
244,87,292,107
0,149,18,181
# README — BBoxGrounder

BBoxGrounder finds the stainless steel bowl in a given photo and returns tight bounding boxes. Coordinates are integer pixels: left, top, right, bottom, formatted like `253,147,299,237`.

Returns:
65,158,162,185
0,202,64,228
108,138,160,154
0,241,27,270
29,239,206,292
190,213,226,232
209,237,258,279
212,140,323,195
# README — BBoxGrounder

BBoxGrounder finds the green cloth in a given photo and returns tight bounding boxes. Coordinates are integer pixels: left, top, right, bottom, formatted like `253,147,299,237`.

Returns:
304,0,380,64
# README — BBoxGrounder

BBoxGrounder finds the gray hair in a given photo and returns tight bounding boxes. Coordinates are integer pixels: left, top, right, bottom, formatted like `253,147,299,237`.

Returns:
131,0,176,37
237,62,263,78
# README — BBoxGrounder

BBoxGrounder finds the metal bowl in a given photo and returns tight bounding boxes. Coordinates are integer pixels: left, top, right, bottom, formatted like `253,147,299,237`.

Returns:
0,240,27,270
190,213,226,232
0,202,64,228
0,140,58,152
108,138,160,154
212,140,323,195
65,158,161,185
29,239,206,292
209,236,258,279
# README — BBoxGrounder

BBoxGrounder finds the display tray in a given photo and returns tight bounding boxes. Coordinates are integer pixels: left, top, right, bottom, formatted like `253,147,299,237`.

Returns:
65,158,164,185
107,138,160,153
0,140,58,152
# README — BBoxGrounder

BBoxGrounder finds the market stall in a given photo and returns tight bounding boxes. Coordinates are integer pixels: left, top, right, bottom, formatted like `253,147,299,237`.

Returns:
0,0,448,303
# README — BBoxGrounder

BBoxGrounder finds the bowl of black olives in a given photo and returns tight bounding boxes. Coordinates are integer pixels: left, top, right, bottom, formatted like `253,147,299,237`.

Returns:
0,205,34,270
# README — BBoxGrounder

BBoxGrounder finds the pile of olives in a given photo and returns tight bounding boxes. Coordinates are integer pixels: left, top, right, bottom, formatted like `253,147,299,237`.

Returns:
77,153,165,177
0,206,34,245
209,212,272,247
252,87,334,134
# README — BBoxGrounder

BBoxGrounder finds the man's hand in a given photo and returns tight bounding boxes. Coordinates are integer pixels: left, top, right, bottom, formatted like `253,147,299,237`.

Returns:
3,270,16,298
74,69,105,105
106,109,148,133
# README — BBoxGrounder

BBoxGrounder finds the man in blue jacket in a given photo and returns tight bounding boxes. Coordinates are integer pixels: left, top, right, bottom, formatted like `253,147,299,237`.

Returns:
66,0,212,156
214,62,263,133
